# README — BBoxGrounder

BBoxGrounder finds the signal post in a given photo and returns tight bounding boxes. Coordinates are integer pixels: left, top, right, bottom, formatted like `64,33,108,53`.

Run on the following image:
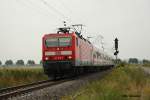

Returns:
114,38,119,64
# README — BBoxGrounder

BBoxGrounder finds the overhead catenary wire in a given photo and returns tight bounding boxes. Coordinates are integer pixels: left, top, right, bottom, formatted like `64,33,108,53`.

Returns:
90,34,104,49
39,0,72,23
26,0,56,17
16,0,86,27
51,0,74,25
15,0,71,23
16,0,89,35
89,34,114,55
49,0,86,25
15,0,52,19
58,0,73,15
16,0,66,23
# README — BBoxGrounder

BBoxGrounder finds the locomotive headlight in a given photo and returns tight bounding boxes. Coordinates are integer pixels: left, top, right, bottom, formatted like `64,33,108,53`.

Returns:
68,56,72,59
45,57,49,60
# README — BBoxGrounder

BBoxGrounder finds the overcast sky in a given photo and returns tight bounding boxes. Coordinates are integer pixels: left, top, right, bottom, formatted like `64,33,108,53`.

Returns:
0,0,150,63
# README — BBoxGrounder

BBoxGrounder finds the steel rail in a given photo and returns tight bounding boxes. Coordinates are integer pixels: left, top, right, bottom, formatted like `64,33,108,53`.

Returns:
0,80,51,94
0,79,69,100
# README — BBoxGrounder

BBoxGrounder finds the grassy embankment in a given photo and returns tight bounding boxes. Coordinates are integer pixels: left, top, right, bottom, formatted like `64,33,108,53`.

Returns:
0,66,48,89
63,65,150,100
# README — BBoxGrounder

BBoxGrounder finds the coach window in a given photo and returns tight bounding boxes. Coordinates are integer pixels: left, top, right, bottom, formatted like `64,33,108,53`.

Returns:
76,38,78,46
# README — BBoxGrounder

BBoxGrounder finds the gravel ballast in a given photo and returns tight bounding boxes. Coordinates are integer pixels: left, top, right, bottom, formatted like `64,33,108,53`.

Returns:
11,69,112,100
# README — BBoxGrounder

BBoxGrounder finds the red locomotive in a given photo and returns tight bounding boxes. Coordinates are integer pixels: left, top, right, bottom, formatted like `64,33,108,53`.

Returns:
42,25,114,78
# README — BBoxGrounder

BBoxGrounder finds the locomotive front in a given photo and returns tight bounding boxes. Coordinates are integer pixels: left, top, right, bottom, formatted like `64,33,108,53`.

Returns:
42,33,76,78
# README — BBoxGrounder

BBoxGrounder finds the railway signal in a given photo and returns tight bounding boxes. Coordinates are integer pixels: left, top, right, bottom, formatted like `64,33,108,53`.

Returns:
63,21,67,27
115,38,118,50
114,38,119,63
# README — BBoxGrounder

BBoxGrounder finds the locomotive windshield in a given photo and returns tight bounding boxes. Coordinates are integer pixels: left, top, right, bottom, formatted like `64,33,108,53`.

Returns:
45,37,72,47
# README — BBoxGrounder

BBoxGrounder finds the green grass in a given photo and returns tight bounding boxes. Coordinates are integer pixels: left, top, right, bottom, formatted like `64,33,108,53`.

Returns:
62,65,150,100
143,64,150,67
0,66,48,89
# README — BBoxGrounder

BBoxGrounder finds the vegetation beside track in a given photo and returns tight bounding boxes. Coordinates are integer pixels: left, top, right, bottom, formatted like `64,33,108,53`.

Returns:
63,65,150,100
142,64,150,67
0,66,48,89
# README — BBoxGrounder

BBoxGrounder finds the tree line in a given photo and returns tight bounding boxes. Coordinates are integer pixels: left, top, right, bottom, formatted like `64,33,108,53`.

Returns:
113,58,150,65
128,58,150,64
0,60,42,66
0,58,150,66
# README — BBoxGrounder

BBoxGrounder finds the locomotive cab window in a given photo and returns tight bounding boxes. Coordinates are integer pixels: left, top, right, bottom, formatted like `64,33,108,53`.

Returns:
59,37,72,47
45,37,72,47
45,38,58,47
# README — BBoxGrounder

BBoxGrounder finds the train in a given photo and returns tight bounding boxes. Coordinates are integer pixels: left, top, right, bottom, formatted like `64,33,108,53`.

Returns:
42,26,114,78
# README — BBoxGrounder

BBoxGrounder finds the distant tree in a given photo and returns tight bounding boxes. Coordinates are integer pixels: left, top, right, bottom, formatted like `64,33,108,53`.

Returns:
32,60,35,65
128,58,139,64
16,60,24,65
0,61,2,65
142,59,150,64
27,60,35,65
5,60,13,66
40,60,42,65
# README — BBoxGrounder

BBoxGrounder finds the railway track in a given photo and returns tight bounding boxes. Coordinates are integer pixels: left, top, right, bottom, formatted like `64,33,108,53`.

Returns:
0,68,113,100
0,79,70,100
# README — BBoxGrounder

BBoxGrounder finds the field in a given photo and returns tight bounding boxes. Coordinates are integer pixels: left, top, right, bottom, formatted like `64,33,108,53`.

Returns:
0,66,48,89
63,65,150,100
